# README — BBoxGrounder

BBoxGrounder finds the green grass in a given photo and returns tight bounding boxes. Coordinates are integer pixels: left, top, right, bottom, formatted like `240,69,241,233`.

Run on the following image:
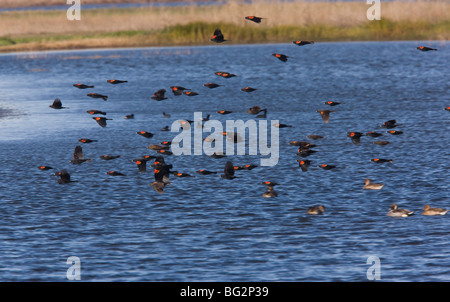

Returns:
1,19,448,52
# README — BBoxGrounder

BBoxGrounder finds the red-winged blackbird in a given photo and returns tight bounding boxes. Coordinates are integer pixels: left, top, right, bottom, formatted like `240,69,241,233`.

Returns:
215,71,236,78
87,93,108,101
417,46,437,51
241,87,257,92
307,134,325,140
78,138,97,144
73,83,94,89
71,145,91,165
183,91,199,96
55,169,76,184
38,166,53,171
347,132,364,145
86,110,106,115
172,171,193,177
106,171,126,176
137,131,154,138
387,130,403,135
245,16,264,23
204,83,222,89
365,131,383,137
124,114,134,119
317,110,335,124
217,110,232,115
324,101,340,106
170,86,190,96
134,159,147,173
151,89,167,101
274,123,292,128
293,41,314,46
197,170,217,175
371,158,393,163
318,164,336,170
221,161,236,180
297,159,311,172
107,79,128,84
380,120,398,129
289,141,316,148
211,28,226,43
49,98,66,109
93,117,111,127
272,53,289,62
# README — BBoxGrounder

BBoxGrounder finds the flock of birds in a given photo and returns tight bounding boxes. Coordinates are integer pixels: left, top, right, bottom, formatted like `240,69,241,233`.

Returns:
39,15,448,218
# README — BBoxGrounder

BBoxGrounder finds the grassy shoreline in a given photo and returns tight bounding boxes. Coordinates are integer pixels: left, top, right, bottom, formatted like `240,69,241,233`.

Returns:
0,1,448,53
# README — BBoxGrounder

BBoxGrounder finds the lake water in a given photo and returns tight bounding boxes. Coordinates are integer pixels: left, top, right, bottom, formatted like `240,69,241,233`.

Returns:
0,41,449,282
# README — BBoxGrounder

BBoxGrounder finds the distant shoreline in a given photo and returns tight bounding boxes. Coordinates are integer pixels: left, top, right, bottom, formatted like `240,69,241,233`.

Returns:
0,1,448,53
0,0,202,9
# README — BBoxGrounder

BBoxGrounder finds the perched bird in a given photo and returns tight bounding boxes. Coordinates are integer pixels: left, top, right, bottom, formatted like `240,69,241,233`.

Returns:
363,179,384,190
107,79,127,84
73,83,94,89
272,53,289,62
297,159,311,172
170,86,190,96
99,155,120,160
245,16,264,23
211,28,226,43
183,91,199,96
293,41,314,46
78,138,97,144
87,93,108,101
137,131,154,138
71,145,91,165
197,170,217,175
371,158,393,163
347,132,364,146
204,83,222,89
317,110,334,124
387,204,414,217
221,161,236,180
93,117,111,128
106,171,126,176
324,101,340,106
151,89,167,101
241,87,257,92
38,166,53,171
422,205,448,216
49,98,66,109
417,46,437,51
307,205,325,215
55,169,76,184
86,110,106,115
124,114,134,119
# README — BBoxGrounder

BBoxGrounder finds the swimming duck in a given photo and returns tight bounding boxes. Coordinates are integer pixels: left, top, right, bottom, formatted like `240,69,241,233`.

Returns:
307,205,325,215
422,205,448,216
363,178,384,190
387,204,414,217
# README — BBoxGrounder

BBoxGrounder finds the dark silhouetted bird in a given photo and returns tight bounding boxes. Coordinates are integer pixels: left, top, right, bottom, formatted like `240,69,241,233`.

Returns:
387,130,403,135
241,86,257,92
106,171,126,176
347,132,364,145
73,83,94,89
38,166,53,171
151,89,167,101
297,159,311,172
215,71,236,78
371,158,393,163
380,120,398,129
318,164,336,170
221,161,236,180
170,86,190,96
87,93,108,101
71,145,91,165
274,123,292,128
247,106,262,115
417,46,437,51
272,53,289,62
107,79,128,84
373,141,390,146
124,114,134,119
86,110,106,115
204,83,222,89
365,131,383,137
317,110,334,124
324,101,340,106
49,98,66,109
183,91,199,96
137,131,154,138
245,16,264,23
211,28,226,43
55,169,76,184
134,159,147,173
99,155,120,160
307,134,325,140
78,138,97,144
293,40,314,46
93,117,111,127
217,110,233,115
197,170,217,175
